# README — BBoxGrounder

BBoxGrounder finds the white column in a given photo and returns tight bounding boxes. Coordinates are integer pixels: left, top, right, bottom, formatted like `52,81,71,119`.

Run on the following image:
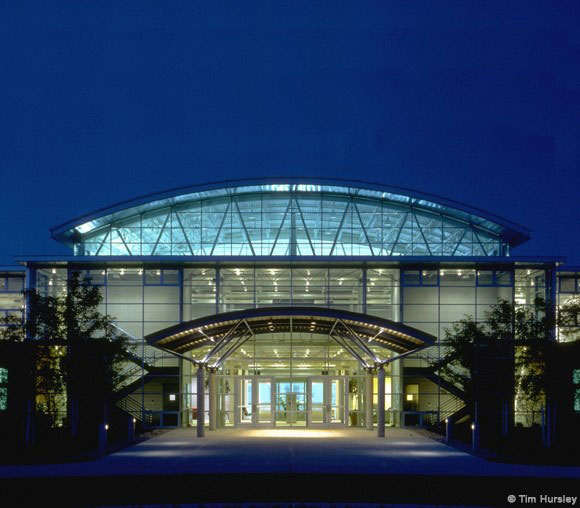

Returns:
377,366,385,437
209,369,217,431
365,369,373,430
197,367,205,437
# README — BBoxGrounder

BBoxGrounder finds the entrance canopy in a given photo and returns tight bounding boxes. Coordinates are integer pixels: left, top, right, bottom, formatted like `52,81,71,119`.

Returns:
145,307,435,369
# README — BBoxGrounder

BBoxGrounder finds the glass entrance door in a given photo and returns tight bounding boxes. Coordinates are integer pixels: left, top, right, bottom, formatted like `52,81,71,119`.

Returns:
256,378,274,427
275,380,307,426
235,376,275,428
309,378,327,426
308,376,347,428
328,377,346,426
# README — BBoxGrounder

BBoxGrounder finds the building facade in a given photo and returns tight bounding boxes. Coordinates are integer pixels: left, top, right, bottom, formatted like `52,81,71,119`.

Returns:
1,179,579,432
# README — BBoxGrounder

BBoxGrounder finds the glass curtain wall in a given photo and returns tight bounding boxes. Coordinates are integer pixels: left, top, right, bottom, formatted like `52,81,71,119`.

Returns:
400,267,551,427
28,263,557,430
61,265,403,429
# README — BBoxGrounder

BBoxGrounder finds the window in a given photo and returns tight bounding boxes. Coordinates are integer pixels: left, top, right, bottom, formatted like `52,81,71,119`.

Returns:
402,270,439,286
477,270,513,287
145,269,179,285
0,276,24,292
560,277,577,293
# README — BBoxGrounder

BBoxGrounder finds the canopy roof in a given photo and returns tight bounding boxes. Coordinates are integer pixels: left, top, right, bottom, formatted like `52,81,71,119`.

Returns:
51,178,531,257
145,306,436,368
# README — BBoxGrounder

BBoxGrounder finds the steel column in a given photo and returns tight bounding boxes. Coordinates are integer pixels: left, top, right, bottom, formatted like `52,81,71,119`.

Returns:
377,365,385,437
365,369,373,431
209,369,217,431
197,367,205,437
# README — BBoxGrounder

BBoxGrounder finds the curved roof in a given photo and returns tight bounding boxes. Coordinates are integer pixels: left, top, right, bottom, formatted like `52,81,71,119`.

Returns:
145,306,436,368
51,178,531,256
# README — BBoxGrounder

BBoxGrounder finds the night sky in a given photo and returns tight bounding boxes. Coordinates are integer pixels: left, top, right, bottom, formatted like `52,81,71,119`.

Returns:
1,1,579,266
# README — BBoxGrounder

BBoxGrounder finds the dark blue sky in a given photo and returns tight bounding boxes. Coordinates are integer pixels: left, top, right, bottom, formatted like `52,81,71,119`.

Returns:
1,1,579,265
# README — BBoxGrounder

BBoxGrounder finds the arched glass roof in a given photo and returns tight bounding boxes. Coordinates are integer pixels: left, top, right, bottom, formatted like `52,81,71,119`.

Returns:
51,178,531,257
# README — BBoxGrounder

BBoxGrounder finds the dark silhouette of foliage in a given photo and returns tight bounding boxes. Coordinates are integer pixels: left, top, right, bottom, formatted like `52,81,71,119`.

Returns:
432,298,555,428
0,271,133,435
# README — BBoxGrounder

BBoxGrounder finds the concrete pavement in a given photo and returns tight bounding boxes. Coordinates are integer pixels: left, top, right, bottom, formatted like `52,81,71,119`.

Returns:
0,428,578,505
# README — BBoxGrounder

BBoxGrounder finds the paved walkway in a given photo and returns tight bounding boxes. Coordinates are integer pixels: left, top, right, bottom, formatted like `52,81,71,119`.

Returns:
1,427,579,478
1,428,578,505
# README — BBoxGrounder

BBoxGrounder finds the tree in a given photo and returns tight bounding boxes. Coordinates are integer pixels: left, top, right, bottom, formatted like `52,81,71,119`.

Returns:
0,271,132,444
558,296,580,343
433,298,554,434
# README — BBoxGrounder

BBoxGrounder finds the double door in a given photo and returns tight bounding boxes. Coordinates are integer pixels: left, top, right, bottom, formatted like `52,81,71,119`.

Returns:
235,376,275,427
234,376,347,428
308,376,347,428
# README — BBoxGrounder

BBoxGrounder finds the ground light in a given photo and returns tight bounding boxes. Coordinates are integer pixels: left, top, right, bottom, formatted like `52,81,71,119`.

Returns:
471,423,479,453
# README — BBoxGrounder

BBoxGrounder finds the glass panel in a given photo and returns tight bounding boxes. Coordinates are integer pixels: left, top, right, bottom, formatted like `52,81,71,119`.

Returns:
276,380,307,426
440,269,476,286
239,379,252,423
330,379,345,424
403,271,420,286
477,271,494,285
311,380,326,424
7,277,23,292
496,271,512,286
560,278,576,293
145,269,161,284
257,379,272,424
421,270,438,286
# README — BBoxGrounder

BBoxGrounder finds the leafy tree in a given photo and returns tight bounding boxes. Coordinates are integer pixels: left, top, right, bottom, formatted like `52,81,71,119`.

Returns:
558,296,580,342
0,271,132,439
433,298,554,432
